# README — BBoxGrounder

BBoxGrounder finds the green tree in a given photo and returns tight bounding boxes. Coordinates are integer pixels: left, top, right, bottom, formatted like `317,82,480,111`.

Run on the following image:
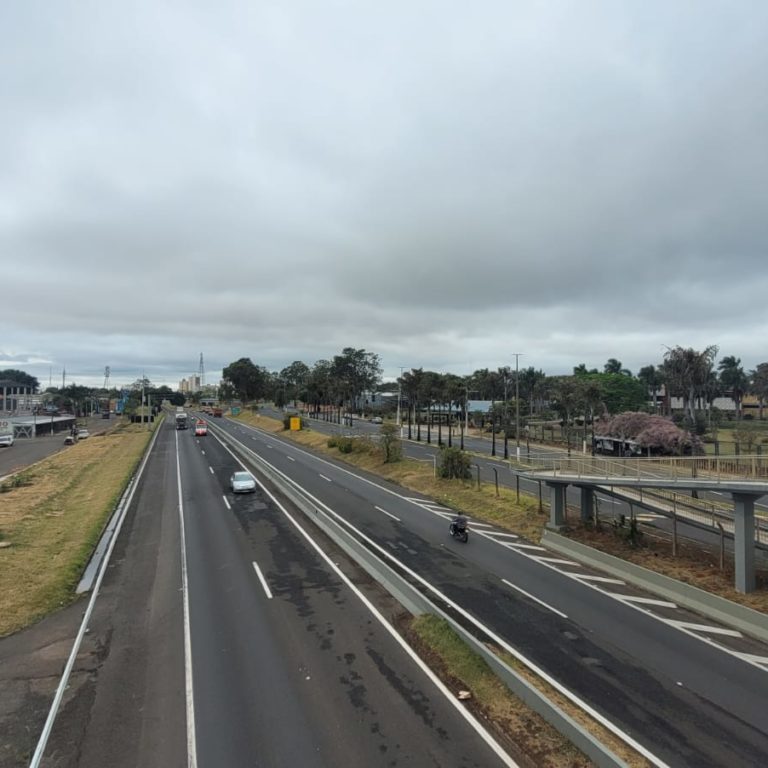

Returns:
280,361,310,405
222,358,268,402
0,369,40,390
718,355,748,419
573,363,598,375
330,348,382,413
661,345,718,425
750,362,768,420
380,423,402,463
638,365,663,413
518,367,547,416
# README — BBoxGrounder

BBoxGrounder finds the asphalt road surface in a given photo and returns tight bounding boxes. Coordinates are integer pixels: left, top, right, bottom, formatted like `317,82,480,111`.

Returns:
40,419,514,767
211,414,768,768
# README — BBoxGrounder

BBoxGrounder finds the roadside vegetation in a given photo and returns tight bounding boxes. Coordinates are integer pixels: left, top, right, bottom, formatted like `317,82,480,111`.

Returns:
406,615,651,768
0,421,155,636
236,410,768,615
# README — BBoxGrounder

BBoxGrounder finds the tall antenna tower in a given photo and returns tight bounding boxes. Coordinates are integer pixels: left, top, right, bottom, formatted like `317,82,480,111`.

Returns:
199,353,205,389
103,366,111,390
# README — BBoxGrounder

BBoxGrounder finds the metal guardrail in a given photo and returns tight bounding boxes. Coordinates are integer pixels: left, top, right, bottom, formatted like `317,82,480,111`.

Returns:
211,420,632,768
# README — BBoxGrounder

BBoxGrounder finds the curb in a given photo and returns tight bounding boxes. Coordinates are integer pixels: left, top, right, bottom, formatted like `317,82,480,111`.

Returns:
215,423,630,768
542,530,768,643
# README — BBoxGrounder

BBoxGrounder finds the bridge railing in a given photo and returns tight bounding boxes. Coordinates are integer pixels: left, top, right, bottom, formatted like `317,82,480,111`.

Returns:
517,454,768,483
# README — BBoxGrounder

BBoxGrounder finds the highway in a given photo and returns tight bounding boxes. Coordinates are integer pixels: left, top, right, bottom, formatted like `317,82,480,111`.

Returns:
211,413,768,768
283,409,768,559
42,418,515,767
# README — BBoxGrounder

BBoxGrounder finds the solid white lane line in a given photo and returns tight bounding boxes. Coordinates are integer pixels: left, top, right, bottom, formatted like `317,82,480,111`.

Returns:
222,495,231,510
615,595,678,609
287,456,295,462
568,574,626,585
243,465,670,768
734,652,768,665
375,505,401,522
319,474,332,482
244,472,519,766
666,621,742,638
252,561,273,599
502,579,568,619
209,466,214,474
222,421,768,684
175,433,199,767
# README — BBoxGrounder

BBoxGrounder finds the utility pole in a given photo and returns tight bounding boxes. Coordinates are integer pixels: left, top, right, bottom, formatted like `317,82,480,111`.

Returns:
397,366,405,428
513,353,523,459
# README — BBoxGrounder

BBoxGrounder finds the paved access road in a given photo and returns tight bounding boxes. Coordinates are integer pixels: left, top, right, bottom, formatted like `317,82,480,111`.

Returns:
0,415,115,480
213,414,768,768
277,408,768,559
41,419,514,767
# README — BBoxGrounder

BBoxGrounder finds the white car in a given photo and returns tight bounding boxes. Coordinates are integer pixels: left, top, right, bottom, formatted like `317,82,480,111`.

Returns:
0,433,14,447
76,429,90,440
230,471,256,494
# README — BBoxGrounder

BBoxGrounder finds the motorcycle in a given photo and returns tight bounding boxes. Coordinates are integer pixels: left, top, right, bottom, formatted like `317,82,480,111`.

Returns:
449,521,469,543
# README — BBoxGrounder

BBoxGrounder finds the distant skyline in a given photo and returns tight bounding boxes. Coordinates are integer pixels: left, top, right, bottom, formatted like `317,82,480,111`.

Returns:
3,2,767,390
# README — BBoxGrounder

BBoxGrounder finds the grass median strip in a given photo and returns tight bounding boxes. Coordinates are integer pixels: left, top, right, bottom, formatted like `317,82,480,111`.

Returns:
406,614,653,768
0,423,154,637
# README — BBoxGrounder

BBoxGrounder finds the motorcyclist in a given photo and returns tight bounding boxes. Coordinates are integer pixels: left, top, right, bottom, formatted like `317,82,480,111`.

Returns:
450,514,468,537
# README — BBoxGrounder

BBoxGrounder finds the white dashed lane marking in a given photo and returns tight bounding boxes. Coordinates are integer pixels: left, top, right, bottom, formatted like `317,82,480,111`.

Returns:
568,574,626,585
502,579,568,619
533,556,582,567
505,543,547,551
615,595,678,609
375,506,401,522
666,620,742,638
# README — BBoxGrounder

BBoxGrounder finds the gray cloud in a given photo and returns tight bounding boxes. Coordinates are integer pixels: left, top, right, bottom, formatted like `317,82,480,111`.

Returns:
2,1,767,387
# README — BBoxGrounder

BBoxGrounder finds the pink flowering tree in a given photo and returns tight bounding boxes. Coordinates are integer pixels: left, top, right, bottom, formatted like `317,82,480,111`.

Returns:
595,412,701,455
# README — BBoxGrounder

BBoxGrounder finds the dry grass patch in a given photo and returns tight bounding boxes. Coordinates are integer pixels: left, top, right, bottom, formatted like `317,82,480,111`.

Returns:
567,523,768,613
233,412,768,609
0,423,154,636
233,413,545,539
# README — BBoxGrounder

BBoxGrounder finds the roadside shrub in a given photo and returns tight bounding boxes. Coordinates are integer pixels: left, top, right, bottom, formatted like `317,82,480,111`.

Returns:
380,424,402,463
0,471,34,494
438,446,471,480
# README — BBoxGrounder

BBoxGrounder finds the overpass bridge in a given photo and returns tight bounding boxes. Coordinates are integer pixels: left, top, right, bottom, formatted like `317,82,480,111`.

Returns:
517,455,768,594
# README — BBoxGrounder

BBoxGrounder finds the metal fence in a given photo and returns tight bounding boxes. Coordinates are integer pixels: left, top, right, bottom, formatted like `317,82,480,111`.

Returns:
517,454,768,483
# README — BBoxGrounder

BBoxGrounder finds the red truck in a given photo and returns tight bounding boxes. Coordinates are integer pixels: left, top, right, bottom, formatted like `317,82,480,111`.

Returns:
212,407,223,417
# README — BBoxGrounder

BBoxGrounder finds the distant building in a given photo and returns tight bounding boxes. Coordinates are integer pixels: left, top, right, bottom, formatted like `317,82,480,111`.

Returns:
179,375,202,394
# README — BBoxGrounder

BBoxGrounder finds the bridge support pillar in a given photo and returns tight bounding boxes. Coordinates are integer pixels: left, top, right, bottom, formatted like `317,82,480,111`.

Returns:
580,487,594,522
733,493,759,593
546,482,568,530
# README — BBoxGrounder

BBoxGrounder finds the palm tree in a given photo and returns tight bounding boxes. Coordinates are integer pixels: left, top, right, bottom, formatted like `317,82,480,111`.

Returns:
661,345,718,425
518,367,547,417
718,356,748,419
442,373,464,448
638,365,663,413
750,363,768,421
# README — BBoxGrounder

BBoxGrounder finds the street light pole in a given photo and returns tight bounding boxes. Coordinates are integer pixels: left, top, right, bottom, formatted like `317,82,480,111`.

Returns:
397,366,404,428
513,353,523,459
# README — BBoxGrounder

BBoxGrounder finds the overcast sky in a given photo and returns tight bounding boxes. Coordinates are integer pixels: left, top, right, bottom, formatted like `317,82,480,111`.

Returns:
2,1,767,389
